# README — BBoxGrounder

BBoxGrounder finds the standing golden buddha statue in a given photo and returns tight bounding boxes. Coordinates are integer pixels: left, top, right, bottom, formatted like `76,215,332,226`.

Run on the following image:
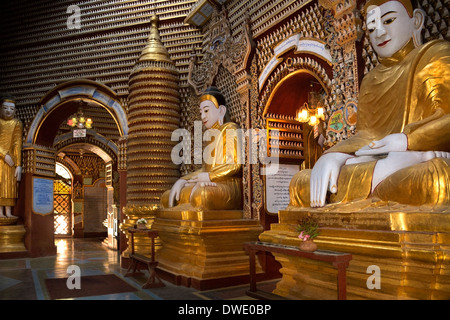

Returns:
160,86,243,211
0,96,23,220
290,0,450,209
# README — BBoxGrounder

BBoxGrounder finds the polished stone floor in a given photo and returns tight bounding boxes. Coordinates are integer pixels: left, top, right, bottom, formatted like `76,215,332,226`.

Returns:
0,237,263,300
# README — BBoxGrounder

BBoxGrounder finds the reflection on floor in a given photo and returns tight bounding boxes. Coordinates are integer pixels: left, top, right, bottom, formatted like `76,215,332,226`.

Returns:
0,238,275,300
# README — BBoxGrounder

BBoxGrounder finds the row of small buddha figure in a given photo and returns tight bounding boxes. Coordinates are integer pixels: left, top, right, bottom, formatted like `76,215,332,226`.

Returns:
161,0,449,211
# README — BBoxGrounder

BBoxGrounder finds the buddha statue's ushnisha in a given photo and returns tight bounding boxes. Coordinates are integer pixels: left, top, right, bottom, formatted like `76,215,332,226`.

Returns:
289,0,450,208
0,97,23,218
161,87,243,210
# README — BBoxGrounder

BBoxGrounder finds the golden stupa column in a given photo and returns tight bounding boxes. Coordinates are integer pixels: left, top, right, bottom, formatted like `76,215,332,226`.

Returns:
121,15,180,261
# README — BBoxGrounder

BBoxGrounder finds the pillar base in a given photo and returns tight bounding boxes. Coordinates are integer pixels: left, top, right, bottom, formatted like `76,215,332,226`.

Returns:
0,225,27,258
152,208,263,290
260,202,450,300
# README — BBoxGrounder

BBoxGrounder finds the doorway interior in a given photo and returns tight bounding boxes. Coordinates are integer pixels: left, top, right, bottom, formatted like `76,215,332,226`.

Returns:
54,163,72,236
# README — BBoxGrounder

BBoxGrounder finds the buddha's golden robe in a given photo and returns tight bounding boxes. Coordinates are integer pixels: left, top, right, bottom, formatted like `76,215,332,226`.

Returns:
290,39,450,207
0,117,23,207
161,121,243,210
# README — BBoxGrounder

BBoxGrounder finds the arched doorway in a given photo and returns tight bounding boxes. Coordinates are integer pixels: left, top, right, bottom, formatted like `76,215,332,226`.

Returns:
21,80,127,257
56,141,116,242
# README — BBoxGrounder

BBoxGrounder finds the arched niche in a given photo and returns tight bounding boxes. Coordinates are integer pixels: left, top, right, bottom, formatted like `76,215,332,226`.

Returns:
263,69,328,118
54,132,117,164
262,68,330,169
58,143,114,164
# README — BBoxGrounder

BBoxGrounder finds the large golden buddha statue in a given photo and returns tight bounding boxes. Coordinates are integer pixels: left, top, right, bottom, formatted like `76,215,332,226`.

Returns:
290,0,450,208
160,86,243,210
0,96,23,219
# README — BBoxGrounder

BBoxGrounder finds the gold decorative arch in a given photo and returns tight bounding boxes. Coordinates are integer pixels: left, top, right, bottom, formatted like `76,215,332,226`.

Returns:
260,56,332,119
25,79,127,145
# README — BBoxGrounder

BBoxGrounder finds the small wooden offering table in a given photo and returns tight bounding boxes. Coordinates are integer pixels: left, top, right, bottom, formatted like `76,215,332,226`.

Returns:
243,241,352,300
125,227,165,289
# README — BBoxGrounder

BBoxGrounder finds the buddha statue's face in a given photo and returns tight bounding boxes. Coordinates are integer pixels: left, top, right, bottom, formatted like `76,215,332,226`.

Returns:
366,1,416,58
1,102,16,120
199,99,225,129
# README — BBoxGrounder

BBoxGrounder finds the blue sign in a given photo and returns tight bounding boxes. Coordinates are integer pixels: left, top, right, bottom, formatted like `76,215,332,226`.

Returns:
33,178,54,215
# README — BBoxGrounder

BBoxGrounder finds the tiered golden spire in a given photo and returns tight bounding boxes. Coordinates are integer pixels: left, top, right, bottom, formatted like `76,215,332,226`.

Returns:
123,14,181,258
126,14,181,209
139,15,173,64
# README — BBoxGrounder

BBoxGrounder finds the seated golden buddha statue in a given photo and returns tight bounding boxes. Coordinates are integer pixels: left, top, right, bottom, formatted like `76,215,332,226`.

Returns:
161,86,243,210
290,0,450,208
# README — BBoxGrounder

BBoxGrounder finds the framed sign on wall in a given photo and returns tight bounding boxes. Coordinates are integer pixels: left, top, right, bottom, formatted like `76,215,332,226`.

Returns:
32,177,54,215
265,164,300,215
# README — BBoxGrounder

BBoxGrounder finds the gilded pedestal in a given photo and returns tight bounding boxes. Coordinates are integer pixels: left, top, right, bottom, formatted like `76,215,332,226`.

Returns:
153,207,263,290
0,225,27,254
120,205,161,262
260,201,450,300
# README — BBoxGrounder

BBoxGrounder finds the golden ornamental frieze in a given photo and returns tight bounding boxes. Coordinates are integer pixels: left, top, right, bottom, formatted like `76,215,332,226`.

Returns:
128,73,180,84
127,102,181,111
187,9,255,95
126,125,180,134
127,181,179,188
127,159,175,166
128,81,180,92
127,142,178,151
128,86,181,97
128,95,180,105
127,122,179,131
127,146,176,154
127,178,179,185
130,61,179,74
127,172,178,179
126,132,176,140
127,109,181,119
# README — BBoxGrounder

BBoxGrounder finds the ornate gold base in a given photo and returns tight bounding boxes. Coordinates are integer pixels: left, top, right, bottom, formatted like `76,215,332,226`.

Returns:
120,205,161,260
260,202,450,300
0,216,18,226
152,208,263,290
0,225,27,253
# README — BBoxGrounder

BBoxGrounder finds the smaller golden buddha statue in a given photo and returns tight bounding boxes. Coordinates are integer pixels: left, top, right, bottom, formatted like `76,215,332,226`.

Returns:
160,86,243,210
0,96,23,221
289,0,450,209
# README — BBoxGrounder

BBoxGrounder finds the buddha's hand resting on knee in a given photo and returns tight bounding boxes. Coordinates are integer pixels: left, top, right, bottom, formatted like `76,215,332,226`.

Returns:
189,181,217,203
310,152,353,207
187,173,216,203
355,133,407,156
187,172,212,184
168,179,188,207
